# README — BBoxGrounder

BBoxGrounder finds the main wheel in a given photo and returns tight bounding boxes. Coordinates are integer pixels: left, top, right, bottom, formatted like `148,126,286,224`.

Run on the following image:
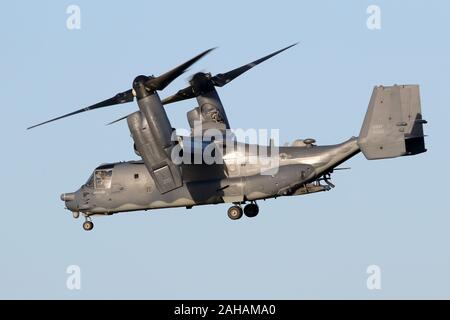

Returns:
227,206,243,220
244,203,259,218
83,221,94,231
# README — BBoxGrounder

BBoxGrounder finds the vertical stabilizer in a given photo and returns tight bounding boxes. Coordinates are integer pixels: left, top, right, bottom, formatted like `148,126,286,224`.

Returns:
358,85,427,160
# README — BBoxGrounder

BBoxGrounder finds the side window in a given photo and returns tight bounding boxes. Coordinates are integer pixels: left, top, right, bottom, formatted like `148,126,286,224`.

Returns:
94,169,112,189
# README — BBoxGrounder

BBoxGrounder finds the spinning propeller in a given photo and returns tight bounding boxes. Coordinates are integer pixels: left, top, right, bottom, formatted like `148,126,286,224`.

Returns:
161,43,298,105
105,43,298,126
27,48,214,129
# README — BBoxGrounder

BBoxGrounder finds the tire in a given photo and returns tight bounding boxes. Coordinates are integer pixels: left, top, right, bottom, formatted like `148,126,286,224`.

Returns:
83,221,94,231
227,206,243,220
244,204,259,218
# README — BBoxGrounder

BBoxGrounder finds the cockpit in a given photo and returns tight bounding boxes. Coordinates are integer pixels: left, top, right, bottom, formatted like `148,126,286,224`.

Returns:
85,164,114,190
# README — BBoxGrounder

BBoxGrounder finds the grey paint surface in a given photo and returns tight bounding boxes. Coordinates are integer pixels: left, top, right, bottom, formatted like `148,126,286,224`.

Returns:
62,85,426,228
358,85,426,159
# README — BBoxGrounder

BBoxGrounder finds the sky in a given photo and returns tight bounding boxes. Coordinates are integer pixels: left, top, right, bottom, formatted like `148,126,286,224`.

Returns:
1,0,449,299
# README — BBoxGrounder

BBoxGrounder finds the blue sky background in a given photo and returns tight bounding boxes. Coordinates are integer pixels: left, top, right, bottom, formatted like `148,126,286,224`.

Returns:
1,0,449,299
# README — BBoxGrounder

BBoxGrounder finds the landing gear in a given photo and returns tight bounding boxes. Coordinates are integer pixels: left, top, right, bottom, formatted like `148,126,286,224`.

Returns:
244,203,259,218
72,211,80,219
82,214,94,231
227,205,243,220
83,220,94,231
227,202,260,220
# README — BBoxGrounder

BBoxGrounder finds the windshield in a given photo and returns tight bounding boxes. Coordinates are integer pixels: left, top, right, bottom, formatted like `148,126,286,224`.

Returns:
85,174,94,188
94,169,112,189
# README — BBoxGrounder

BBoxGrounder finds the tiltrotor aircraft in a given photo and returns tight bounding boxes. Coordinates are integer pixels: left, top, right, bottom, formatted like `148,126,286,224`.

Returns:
28,44,427,231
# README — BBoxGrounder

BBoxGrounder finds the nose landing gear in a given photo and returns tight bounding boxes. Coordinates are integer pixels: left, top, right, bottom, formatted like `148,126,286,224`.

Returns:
82,220,94,231
82,214,94,231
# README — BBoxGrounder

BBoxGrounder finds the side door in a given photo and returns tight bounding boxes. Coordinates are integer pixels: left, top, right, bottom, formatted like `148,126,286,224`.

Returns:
222,142,244,203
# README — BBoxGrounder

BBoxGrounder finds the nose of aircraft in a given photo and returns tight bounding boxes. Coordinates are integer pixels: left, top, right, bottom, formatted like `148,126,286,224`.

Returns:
60,193,75,202
61,192,78,212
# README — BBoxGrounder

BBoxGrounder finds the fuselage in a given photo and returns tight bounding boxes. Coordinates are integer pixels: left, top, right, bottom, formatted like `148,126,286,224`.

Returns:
63,137,360,216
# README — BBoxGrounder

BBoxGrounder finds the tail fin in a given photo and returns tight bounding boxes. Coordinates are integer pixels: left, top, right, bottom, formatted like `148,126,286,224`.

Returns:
358,85,427,160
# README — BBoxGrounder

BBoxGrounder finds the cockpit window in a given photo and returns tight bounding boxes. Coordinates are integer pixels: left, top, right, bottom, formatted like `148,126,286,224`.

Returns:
85,174,94,188
94,169,112,189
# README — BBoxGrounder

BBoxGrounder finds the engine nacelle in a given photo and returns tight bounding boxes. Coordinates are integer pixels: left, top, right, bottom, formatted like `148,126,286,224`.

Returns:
127,98,182,194
187,88,230,136
133,143,141,157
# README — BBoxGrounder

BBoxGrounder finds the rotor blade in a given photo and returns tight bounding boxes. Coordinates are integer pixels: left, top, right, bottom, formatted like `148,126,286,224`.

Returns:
211,43,298,87
106,114,130,126
146,48,215,91
161,43,298,105
27,49,214,130
161,85,196,105
27,89,134,129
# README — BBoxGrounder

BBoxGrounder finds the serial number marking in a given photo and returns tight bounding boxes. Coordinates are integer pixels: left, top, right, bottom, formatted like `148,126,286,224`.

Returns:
218,304,276,316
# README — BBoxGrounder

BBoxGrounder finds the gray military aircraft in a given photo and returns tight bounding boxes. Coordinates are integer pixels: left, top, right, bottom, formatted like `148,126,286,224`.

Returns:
28,44,427,231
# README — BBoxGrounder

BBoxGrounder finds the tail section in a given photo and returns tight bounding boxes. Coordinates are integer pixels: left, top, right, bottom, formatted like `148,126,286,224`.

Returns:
358,85,427,160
